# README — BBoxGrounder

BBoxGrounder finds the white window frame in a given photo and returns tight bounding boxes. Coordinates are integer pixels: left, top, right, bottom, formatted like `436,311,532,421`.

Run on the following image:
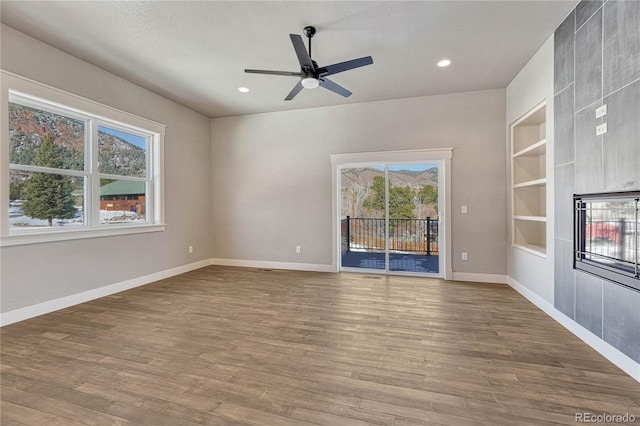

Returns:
1,71,165,246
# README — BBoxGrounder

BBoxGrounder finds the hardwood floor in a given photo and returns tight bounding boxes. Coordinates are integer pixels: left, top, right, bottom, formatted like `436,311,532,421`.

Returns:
2,266,639,425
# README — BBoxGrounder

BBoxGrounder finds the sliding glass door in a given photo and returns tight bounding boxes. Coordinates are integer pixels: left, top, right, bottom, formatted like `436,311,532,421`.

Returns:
340,166,386,270
340,163,441,275
387,165,439,273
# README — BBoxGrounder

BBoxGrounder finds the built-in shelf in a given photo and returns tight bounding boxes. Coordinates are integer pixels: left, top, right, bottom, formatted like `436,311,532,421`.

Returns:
511,102,546,255
514,215,547,222
513,242,547,257
513,178,546,189
513,139,547,158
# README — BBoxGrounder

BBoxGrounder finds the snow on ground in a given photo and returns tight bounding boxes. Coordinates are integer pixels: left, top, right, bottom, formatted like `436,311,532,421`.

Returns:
9,210,145,228
99,210,146,224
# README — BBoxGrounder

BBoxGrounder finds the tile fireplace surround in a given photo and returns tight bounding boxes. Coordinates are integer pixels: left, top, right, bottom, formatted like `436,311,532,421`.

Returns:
554,0,640,363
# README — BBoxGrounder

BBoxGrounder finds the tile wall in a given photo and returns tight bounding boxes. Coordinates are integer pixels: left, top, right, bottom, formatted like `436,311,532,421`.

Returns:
553,0,640,362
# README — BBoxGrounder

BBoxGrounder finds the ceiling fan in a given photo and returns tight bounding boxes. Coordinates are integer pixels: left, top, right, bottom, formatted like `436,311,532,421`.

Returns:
245,26,373,101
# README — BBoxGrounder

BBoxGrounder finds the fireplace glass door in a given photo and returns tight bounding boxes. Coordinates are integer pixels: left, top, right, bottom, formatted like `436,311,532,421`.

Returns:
574,192,640,292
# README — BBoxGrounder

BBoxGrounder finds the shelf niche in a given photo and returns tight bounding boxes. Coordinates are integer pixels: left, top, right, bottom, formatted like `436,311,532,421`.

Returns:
511,103,546,256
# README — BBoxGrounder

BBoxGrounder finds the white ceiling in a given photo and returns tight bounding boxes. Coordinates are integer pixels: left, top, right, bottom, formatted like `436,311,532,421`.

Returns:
0,1,577,118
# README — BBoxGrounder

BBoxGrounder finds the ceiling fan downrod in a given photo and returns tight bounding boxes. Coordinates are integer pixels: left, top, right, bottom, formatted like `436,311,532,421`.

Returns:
303,26,315,59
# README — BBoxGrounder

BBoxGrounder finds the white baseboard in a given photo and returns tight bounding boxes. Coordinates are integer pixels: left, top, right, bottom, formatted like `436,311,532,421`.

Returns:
451,272,508,284
0,258,212,327
209,257,335,273
507,276,640,383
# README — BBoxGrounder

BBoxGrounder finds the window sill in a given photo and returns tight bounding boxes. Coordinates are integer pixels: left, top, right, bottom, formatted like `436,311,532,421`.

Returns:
0,224,166,247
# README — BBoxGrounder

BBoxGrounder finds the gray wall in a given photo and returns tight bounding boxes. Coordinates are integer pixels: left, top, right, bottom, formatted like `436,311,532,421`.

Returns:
553,0,640,362
0,25,212,313
210,89,508,276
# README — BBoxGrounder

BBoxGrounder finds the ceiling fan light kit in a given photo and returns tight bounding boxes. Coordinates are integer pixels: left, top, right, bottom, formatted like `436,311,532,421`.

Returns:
301,77,319,89
245,26,373,101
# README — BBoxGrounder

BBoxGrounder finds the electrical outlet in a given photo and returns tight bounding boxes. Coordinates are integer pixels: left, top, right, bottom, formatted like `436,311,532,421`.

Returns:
188,245,193,254
461,252,468,261
296,245,301,253
596,122,607,135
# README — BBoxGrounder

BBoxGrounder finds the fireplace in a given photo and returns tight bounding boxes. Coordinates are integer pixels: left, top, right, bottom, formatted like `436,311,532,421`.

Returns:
574,192,640,292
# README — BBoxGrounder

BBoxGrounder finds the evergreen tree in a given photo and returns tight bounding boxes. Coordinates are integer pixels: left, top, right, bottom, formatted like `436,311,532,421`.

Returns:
22,135,77,226
418,185,438,214
363,175,386,215
389,185,415,219
9,180,23,200
363,175,416,219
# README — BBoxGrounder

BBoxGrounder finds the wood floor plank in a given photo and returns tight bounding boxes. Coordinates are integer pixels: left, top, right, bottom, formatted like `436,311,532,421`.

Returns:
1,386,129,425
215,402,317,426
359,399,485,426
261,390,391,425
2,265,639,425
287,406,382,426
0,400,57,425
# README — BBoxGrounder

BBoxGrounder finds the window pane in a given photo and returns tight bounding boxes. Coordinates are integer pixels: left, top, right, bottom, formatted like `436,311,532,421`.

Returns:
388,164,439,273
9,170,84,228
100,179,147,224
582,200,638,274
9,102,84,171
98,126,147,177
340,166,386,270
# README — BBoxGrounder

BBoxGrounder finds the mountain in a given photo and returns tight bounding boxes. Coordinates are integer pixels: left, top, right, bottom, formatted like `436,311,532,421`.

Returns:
9,103,145,177
97,132,146,177
341,167,438,190
9,102,85,170
340,167,439,219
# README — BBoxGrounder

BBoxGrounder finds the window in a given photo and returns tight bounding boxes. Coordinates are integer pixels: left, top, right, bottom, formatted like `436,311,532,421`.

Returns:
574,192,640,292
1,72,165,245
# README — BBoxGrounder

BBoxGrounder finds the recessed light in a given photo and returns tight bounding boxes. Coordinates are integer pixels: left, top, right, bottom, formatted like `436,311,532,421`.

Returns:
437,59,451,68
237,87,250,93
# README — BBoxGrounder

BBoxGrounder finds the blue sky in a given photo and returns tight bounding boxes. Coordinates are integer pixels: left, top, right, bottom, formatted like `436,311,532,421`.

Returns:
98,126,146,149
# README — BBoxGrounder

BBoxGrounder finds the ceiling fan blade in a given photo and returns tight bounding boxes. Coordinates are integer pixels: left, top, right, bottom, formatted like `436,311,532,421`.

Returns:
317,56,373,77
245,69,302,77
290,34,315,71
319,77,352,98
285,80,304,101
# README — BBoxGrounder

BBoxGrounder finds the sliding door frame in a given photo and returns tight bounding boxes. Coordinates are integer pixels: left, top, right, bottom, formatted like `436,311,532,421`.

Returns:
331,148,453,279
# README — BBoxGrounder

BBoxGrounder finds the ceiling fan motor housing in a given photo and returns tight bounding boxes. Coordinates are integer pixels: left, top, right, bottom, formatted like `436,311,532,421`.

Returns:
303,26,316,38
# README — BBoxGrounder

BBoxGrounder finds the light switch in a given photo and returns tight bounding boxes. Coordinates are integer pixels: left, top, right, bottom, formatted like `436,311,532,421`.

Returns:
461,205,468,214
595,104,607,118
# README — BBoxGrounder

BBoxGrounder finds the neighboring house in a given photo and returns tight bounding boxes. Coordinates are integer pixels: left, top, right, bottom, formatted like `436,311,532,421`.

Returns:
99,180,145,214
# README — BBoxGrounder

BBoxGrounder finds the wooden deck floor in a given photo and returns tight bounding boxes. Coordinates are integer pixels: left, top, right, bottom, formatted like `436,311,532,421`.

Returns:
2,266,639,425
341,251,439,273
